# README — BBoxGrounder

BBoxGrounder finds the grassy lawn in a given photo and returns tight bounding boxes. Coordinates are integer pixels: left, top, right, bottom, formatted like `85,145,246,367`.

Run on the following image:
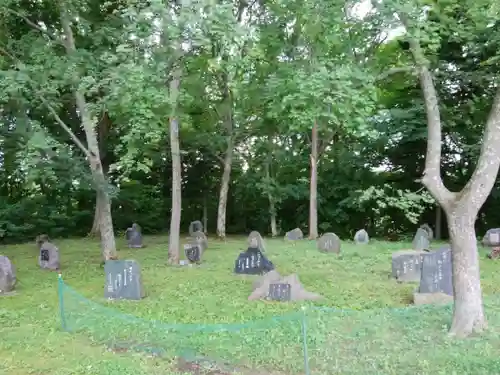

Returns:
2,235,500,374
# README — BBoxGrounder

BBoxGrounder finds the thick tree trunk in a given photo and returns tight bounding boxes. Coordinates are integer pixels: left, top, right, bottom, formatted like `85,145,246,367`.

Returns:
168,71,182,265
216,138,233,239
203,195,208,234
447,208,486,336
435,204,442,240
89,193,105,237
309,121,319,239
60,7,116,260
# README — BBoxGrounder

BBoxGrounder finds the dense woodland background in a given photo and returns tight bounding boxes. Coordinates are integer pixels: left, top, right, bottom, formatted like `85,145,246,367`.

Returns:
1,0,499,244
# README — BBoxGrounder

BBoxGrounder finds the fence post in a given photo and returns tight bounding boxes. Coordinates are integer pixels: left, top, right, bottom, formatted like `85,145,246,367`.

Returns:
301,306,310,375
57,273,67,331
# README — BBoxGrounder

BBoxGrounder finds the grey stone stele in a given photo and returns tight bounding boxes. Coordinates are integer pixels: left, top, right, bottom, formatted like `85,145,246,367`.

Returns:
190,231,208,253
247,231,266,252
126,223,143,248
419,223,434,241
412,228,430,251
0,255,16,293
189,220,203,236
354,229,369,244
39,242,60,270
284,228,303,241
391,250,426,282
482,228,500,247
317,232,341,253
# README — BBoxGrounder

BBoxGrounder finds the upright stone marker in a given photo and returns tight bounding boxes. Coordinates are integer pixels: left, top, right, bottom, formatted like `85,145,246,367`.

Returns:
234,247,274,275
247,231,265,252
189,221,203,236
317,232,341,253
412,228,430,251
285,228,303,241
482,228,500,247
104,259,145,300
38,239,60,270
125,223,143,248
391,250,426,282
184,244,201,263
191,231,208,252
418,246,453,296
419,224,434,241
354,229,369,245
0,255,16,294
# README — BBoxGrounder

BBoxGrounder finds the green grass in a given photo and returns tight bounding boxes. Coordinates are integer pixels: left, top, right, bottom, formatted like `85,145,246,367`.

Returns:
2,235,500,374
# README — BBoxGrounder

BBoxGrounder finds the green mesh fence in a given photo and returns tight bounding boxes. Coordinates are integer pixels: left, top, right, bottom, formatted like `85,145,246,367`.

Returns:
58,275,500,375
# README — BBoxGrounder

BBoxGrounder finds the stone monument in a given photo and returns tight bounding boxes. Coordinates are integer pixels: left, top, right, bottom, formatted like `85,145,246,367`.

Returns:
248,270,323,301
482,228,500,247
412,228,430,251
247,231,265,252
317,232,341,253
234,247,274,275
285,228,303,241
0,255,16,294
419,223,434,241
104,259,145,300
189,221,203,236
391,249,426,282
38,236,60,270
354,229,369,245
413,246,453,305
125,223,143,248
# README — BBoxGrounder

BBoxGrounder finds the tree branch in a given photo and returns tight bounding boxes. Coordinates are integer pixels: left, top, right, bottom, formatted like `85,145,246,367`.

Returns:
376,66,416,81
397,11,455,207
459,87,500,210
2,7,63,46
38,96,92,159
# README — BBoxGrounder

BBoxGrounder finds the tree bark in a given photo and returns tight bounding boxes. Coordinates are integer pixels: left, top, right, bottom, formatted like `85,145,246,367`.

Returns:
309,120,319,239
168,69,182,265
89,112,112,237
216,137,233,239
264,155,278,237
447,208,486,337
435,204,442,240
216,73,234,240
60,6,116,259
203,195,208,235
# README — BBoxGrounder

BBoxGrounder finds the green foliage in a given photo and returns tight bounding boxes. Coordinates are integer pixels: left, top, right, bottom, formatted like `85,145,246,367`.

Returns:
3,236,500,374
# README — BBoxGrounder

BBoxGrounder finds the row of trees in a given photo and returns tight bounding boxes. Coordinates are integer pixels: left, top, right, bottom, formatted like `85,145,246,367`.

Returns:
1,0,500,337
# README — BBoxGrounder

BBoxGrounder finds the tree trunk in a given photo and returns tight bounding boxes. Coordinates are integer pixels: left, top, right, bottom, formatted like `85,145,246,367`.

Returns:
309,121,319,239
447,208,486,336
168,70,182,265
216,138,233,239
60,6,116,260
435,204,442,240
203,195,208,235
264,156,278,237
89,112,112,237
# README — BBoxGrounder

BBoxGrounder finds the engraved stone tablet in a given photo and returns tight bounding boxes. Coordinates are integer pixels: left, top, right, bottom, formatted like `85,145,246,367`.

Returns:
285,228,303,241
419,246,453,296
104,260,145,300
0,255,16,294
317,232,341,253
184,244,201,263
391,250,426,282
412,228,430,251
234,247,274,275
354,229,369,245
268,283,291,301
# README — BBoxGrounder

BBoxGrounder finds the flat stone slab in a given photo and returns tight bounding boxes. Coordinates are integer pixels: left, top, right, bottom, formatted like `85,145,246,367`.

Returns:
317,233,341,253
414,292,453,306
248,270,322,301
